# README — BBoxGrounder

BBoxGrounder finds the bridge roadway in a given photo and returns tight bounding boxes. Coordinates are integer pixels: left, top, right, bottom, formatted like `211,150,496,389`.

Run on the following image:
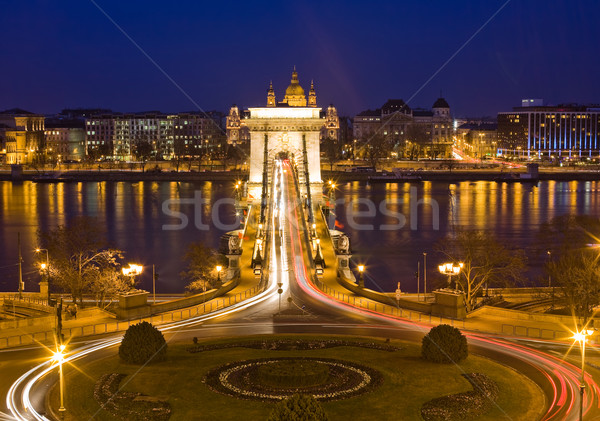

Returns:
2,159,600,420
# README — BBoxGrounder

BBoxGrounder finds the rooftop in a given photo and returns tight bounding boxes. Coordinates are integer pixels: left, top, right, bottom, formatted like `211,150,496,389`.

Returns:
0,108,37,116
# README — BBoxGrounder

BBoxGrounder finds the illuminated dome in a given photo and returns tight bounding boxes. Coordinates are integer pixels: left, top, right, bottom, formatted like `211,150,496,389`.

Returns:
285,71,305,96
281,67,307,107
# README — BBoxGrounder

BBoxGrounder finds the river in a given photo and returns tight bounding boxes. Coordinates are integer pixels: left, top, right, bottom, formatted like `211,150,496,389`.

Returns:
0,180,599,294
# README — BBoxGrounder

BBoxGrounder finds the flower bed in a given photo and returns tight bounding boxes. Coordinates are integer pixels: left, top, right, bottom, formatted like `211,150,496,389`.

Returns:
93,373,171,421
258,360,330,388
204,357,382,402
188,338,400,353
420,373,499,421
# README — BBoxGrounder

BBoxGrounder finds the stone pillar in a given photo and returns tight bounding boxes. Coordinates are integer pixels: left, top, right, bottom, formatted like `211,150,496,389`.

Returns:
226,254,241,281
39,281,49,302
336,254,351,274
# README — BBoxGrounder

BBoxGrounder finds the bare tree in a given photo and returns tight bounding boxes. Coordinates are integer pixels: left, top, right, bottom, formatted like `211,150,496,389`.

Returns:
181,241,225,293
88,262,130,309
539,215,600,324
546,250,600,325
38,216,124,304
404,124,429,160
364,134,392,170
322,136,339,171
435,229,527,312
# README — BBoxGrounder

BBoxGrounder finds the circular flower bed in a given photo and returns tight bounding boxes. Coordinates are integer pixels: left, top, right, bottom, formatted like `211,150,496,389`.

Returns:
257,360,330,388
205,357,382,402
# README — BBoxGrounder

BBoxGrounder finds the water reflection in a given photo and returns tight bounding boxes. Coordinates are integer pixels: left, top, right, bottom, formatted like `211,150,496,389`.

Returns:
0,181,237,293
334,180,600,292
0,180,598,294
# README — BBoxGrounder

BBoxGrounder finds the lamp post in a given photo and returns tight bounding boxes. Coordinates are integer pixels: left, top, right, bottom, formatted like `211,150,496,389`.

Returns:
36,248,50,303
51,343,67,413
235,181,241,199
547,250,554,308
358,264,365,288
438,262,463,290
216,265,223,284
423,252,427,302
573,329,594,421
122,264,143,290
478,132,484,159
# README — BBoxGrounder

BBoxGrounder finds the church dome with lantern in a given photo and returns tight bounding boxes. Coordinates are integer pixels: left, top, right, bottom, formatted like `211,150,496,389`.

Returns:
281,67,307,107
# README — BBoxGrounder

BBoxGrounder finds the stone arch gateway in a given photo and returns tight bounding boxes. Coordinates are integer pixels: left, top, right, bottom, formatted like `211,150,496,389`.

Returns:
226,68,339,203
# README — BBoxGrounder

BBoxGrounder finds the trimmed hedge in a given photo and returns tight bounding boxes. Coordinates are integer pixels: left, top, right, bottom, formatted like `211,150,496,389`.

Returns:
421,324,468,364
119,321,167,365
267,394,328,421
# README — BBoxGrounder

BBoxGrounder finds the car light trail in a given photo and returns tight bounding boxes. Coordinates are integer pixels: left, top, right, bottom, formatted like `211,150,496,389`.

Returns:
279,159,598,421
7,163,291,421
8,263,280,420
7,160,598,421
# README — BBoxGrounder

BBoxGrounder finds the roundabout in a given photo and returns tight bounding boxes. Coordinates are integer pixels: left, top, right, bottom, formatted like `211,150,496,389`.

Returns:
48,335,543,421
205,356,381,401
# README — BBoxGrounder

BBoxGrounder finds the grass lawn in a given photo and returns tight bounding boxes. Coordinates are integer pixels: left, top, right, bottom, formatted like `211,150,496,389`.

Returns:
50,334,545,421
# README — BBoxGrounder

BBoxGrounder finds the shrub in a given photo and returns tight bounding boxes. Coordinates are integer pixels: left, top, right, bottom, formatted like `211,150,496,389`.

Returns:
119,321,167,365
267,394,328,421
421,324,468,364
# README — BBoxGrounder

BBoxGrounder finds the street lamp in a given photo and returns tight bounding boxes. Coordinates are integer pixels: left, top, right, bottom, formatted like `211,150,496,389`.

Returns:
122,264,143,290
51,343,67,413
36,248,50,303
423,252,427,301
572,329,594,421
357,264,365,288
234,181,241,201
438,262,463,290
216,265,223,284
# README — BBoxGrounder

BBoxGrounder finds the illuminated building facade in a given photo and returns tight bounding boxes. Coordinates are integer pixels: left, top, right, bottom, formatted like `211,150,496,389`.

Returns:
498,103,600,159
85,114,114,158
0,108,45,164
456,123,498,159
85,112,224,160
353,98,453,158
227,68,339,201
44,119,86,162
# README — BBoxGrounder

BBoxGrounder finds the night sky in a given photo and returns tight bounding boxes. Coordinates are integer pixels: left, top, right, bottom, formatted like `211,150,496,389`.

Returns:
2,0,599,118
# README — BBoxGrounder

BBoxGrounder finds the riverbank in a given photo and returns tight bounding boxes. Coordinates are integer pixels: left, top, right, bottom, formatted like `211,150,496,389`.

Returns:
0,169,246,182
1,168,600,182
323,169,600,182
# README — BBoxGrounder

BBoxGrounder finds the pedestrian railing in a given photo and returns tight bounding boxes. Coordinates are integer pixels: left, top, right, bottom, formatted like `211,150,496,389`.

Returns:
499,323,569,341
0,282,265,349
311,274,466,330
1,295,50,307
312,274,573,340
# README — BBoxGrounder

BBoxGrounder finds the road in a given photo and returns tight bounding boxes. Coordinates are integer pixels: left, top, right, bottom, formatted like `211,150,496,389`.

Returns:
2,159,599,420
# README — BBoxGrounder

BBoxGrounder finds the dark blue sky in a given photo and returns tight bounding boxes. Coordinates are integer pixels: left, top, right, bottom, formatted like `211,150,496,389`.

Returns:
2,0,599,117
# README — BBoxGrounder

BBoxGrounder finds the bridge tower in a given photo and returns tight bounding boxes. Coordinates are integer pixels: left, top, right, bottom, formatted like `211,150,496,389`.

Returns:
226,68,339,204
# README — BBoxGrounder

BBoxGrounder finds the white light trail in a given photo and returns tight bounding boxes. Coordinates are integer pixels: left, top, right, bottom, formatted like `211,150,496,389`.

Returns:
8,234,280,420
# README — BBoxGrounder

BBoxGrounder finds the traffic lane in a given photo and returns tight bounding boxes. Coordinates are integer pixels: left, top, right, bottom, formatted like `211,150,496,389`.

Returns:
279,162,565,419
